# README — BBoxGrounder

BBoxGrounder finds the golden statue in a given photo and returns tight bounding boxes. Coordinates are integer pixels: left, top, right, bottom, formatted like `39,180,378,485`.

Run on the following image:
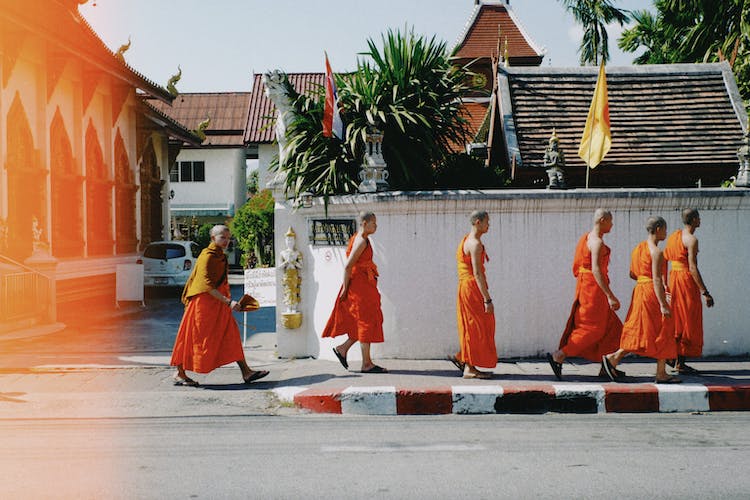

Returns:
279,227,302,314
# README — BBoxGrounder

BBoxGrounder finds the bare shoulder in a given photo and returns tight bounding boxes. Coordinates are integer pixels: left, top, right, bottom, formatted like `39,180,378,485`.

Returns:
464,235,481,254
683,230,698,248
588,233,603,251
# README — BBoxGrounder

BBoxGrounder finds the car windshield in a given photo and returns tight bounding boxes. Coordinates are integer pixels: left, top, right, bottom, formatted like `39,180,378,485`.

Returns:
143,243,186,260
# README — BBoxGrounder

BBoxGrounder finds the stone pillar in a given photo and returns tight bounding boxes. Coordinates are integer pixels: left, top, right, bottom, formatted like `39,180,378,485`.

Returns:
358,128,390,193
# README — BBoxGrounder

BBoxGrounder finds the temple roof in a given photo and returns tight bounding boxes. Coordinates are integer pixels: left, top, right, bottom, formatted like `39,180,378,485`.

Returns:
148,92,252,147
138,99,203,146
497,62,748,187
244,73,325,144
0,0,174,103
454,0,544,65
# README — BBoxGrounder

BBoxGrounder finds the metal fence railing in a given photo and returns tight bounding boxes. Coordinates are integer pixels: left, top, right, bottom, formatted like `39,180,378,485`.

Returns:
0,256,53,323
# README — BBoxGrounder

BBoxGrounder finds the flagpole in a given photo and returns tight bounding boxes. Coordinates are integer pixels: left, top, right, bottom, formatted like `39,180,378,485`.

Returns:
586,66,599,189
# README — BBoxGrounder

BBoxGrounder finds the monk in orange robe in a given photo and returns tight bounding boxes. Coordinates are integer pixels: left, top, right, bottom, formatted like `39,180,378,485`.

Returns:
603,216,679,384
449,210,496,379
547,209,622,381
322,212,386,373
170,225,268,386
663,208,714,374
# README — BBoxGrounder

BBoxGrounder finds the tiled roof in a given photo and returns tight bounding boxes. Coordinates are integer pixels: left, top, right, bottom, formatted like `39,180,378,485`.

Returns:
454,1,544,65
244,73,326,143
148,92,251,147
446,100,491,152
498,62,748,187
0,0,173,103
138,99,202,146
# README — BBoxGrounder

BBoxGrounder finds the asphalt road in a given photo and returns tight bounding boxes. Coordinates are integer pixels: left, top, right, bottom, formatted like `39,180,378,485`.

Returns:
2,413,749,499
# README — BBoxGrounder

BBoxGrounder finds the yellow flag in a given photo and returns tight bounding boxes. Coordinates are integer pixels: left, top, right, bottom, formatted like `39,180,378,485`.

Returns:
578,63,611,169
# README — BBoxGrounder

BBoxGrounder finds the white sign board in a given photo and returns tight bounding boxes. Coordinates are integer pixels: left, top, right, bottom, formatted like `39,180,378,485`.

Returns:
116,264,144,303
244,267,276,307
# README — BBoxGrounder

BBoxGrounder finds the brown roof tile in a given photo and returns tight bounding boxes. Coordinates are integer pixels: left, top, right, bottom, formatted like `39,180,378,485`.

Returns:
245,73,326,143
454,1,543,65
498,62,748,187
149,92,252,147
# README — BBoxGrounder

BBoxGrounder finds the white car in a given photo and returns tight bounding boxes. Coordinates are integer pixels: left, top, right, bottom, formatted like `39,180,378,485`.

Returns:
138,241,201,287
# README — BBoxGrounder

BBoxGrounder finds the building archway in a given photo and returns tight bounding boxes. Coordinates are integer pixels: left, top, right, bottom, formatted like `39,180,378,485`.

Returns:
114,129,138,253
139,140,162,246
50,108,83,258
85,120,113,256
5,93,46,260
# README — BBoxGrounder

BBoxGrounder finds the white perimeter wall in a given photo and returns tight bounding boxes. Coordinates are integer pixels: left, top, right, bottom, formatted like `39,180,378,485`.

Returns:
273,188,750,361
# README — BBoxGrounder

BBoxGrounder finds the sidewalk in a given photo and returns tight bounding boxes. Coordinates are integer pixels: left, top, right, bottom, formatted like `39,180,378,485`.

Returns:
1,337,749,417
288,357,750,415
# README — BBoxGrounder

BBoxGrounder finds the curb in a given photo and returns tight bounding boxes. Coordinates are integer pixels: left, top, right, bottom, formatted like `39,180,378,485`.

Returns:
293,383,750,415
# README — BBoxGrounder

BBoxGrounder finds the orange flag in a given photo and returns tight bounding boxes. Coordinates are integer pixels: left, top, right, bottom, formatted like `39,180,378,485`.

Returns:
578,63,611,169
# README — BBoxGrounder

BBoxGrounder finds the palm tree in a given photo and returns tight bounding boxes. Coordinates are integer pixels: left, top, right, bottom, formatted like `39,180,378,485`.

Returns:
619,0,749,107
339,28,475,189
274,27,477,199
560,0,630,65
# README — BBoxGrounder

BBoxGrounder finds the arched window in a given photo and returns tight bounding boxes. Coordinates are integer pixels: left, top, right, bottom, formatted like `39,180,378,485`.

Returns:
85,121,113,256
139,140,163,246
114,129,138,253
50,108,84,258
5,93,46,260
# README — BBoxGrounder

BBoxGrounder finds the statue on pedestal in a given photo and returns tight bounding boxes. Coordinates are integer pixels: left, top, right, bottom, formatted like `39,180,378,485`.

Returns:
279,227,302,313
735,128,750,187
543,129,567,189
263,70,297,191
279,227,303,329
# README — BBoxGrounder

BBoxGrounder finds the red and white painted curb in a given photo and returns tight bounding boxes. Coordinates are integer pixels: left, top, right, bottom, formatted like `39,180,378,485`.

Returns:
281,383,750,415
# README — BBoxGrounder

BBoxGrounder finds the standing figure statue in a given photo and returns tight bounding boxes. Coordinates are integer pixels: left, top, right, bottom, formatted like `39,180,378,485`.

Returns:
32,216,43,242
262,70,297,189
279,227,302,314
543,129,567,189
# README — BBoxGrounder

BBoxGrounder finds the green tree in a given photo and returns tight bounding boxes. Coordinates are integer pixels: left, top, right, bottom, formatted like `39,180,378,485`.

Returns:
195,223,212,249
619,0,749,107
230,189,274,267
273,27,477,199
560,0,630,65
340,28,476,189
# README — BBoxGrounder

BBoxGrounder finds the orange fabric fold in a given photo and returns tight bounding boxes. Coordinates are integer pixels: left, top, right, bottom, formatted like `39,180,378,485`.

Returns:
559,233,622,362
619,241,676,360
455,235,496,368
170,280,245,373
664,230,704,356
321,235,384,343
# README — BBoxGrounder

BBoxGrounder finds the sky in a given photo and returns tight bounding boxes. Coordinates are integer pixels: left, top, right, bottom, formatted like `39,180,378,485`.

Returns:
80,0,654,93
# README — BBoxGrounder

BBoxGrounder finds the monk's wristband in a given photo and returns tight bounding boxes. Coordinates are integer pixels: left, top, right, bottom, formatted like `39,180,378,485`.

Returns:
703,291,711,297
484,299,492,304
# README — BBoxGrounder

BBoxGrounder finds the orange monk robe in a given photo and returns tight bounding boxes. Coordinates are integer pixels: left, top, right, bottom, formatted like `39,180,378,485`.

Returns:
664,230,704,357
619,241,677,360
558,233,622,362
455,235,497,368
170,243,246,373
322,235,384,343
